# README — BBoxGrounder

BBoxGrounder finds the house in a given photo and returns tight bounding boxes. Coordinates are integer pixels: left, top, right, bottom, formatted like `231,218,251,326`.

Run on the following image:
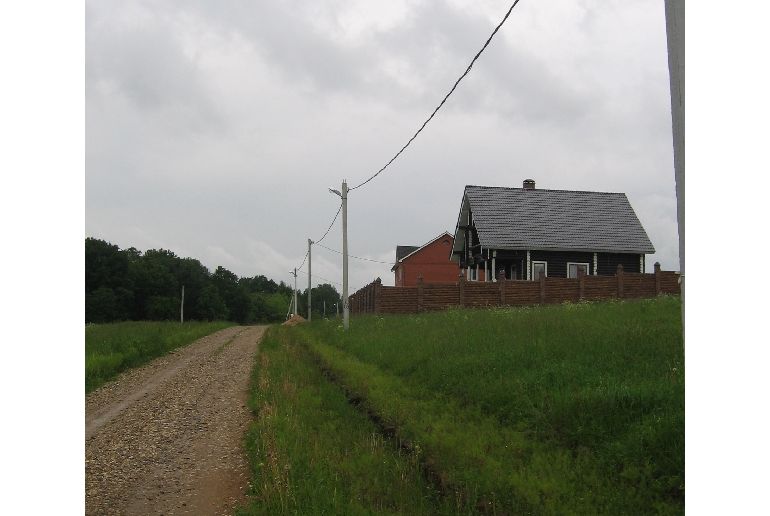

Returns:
392,232,465,286
451,180,655,281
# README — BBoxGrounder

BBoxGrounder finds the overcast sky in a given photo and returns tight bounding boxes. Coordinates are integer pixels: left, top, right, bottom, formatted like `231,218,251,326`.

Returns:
86,0,679,291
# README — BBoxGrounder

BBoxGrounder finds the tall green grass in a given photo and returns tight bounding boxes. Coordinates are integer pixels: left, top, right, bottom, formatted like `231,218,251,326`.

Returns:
297,296,684,514
85,321,234,392
238,326,459,515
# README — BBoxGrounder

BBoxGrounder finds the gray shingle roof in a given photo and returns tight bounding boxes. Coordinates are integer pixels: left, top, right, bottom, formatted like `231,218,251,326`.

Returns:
396,245,419,261
464,185,655,253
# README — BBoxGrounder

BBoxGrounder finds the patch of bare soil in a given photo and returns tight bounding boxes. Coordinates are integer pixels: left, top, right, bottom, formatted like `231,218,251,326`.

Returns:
282,314,306,326
85,325,266,515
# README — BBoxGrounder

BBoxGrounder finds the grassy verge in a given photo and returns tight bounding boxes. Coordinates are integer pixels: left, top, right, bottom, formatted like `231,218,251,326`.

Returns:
85,321,234,392
297,296,684,514
237,326,460,515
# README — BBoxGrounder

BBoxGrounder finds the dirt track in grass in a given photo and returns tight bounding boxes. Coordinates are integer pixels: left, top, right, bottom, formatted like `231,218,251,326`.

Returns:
85,325,266,515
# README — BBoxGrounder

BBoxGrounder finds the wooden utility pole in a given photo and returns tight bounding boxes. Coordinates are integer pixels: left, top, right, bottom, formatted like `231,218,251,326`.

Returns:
308,238,312,321
180,285,185,324
664,0,685,335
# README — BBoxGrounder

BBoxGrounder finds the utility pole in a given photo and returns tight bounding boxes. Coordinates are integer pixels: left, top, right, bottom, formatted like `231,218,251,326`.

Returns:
664,0,684,337
341,180,349,330
329,180,350,330
180,285,184,324
308,238,312,322
290,268,298,317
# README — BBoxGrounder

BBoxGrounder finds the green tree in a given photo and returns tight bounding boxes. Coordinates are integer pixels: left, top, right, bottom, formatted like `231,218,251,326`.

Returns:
212,266,250,323
195,284,228,321
85,287,118,323
297,283,342,319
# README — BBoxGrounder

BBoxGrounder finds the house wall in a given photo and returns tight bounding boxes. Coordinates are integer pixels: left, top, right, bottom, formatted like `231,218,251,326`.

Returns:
597,252,642,275
398,235,460,286
530,250,596,277
489,250,643,278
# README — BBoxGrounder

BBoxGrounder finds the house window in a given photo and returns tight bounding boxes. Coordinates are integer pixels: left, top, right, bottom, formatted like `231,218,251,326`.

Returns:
470,267,478,281
532,261,547,280
567,262,589,278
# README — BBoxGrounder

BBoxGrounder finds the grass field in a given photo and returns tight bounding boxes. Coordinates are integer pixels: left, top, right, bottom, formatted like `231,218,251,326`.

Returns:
237,326,458,515
85,321,234,392
246,296,683,514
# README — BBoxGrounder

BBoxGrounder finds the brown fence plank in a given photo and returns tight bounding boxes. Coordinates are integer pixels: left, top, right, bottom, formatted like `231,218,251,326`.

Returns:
348,270,680,316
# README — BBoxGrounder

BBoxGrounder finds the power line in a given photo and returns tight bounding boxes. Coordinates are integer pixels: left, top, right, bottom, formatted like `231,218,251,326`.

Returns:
349,0,522,191
314,203,342,245
297,268,341,287
314,242,393,265
296,202,342,271
297,250,309,271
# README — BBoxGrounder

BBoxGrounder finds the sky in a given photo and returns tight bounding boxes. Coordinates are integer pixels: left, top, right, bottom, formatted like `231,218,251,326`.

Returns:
86,0,680,292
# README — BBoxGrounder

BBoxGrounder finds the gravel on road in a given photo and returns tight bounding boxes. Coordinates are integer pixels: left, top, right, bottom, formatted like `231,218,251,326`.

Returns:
85,325,266,515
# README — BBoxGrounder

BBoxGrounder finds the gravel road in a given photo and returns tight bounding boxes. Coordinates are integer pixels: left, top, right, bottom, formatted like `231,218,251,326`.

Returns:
86,325,266,515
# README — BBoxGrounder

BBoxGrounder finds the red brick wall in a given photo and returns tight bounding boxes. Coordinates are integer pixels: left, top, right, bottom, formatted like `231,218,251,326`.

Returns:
394,235,461,287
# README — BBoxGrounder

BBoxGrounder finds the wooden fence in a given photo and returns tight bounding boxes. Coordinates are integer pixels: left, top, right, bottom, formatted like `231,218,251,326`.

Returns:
350,263,680,315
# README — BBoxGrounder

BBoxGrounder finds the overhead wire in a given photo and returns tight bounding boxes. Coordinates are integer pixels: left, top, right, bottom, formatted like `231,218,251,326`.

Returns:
296,202,342,272
314,242,393,265
349,0,522,191
297,268,341,287
314,203,342,245
291,1,521,296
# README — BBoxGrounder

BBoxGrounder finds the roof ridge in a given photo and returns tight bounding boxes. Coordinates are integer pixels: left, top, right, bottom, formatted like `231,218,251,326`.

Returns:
464,184,627,196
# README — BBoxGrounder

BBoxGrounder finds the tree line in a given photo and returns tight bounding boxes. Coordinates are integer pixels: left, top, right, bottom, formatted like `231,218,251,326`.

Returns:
85,238,341,324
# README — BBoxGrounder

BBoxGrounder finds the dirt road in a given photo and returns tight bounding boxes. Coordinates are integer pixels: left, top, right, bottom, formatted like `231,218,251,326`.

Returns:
86,325,266,515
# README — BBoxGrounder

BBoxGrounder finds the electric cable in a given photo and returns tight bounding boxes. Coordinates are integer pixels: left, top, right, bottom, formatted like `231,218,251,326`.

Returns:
349,0,522,191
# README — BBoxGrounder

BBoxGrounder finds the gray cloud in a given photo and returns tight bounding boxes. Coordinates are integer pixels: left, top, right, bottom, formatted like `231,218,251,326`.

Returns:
86,0,680,290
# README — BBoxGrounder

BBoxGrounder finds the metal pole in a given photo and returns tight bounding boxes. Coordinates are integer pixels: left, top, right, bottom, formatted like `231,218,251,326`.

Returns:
180,285,184,324
308,238,312,321
665,0,684,338
342,180,349,330
293,268,298,317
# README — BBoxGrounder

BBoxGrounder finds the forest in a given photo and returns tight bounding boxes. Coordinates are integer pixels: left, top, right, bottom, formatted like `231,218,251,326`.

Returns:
85,238,341,324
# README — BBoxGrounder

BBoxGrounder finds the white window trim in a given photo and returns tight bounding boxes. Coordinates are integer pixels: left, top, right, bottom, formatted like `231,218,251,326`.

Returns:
526,250,531,280
567,262,590,279
532,260,547,280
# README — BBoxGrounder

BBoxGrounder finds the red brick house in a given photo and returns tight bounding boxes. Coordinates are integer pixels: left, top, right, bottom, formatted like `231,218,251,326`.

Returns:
392,232,472,286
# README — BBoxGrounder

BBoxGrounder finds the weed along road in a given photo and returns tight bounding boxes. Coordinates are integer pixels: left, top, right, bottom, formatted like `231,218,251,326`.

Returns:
85,325,266,515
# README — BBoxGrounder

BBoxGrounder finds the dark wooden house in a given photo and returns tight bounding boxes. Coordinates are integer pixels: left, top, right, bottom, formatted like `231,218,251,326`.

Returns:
451,180,655,281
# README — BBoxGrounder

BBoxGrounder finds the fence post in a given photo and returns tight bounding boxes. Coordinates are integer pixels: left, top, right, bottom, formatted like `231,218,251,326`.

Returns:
539,273,546,304
374,278,381,314
417,275,424,312
617,264,624,298
654,262,661,295
459,273,466,307
578,267,585,300
498,271,506,305
368,282,373,313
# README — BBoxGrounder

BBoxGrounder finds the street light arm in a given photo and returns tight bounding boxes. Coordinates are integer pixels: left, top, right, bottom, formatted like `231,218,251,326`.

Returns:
329,188,341,197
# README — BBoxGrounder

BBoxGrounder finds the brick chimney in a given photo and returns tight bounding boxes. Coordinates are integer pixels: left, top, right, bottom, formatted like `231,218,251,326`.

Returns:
523,179,535,190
